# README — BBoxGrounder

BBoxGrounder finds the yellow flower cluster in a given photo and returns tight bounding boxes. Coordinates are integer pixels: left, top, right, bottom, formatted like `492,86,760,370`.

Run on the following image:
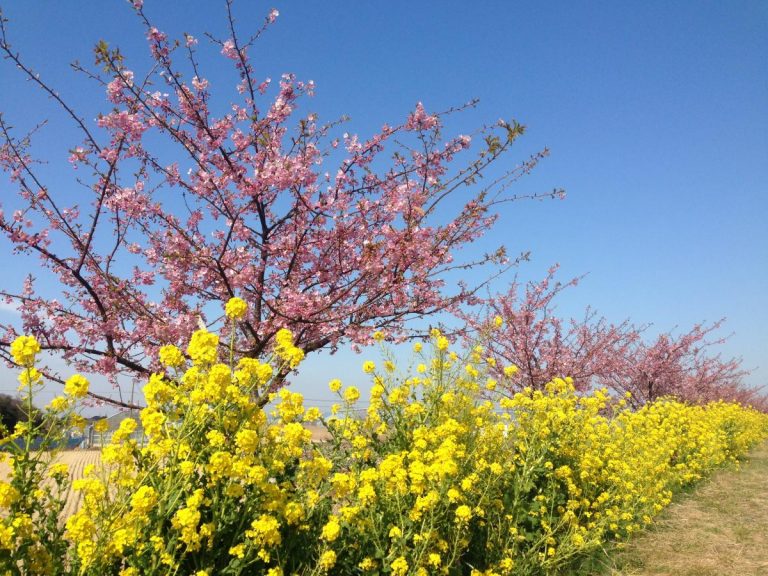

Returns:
1,338,86,574
10,334,40,367
317,329,767,575
187,328,220,365
225,296,248,320
274,328,305,368
1,326,766,576
158,344,185,368
64,374,90,398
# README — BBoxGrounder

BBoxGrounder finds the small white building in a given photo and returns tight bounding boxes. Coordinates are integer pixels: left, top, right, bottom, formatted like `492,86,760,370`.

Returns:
84,410,144,448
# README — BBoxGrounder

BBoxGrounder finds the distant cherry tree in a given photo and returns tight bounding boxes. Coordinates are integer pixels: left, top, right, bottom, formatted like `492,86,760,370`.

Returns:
0,3,559,407
464,268,761,407
462,266,640,392
602,321,754,408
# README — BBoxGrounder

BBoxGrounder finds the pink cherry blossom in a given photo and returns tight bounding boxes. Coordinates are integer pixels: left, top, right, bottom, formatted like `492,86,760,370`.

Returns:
463,267,759,407
0,5,557,408
221,39,238,60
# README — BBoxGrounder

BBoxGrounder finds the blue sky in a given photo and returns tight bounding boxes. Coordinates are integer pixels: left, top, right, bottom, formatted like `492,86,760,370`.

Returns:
0,1,766,411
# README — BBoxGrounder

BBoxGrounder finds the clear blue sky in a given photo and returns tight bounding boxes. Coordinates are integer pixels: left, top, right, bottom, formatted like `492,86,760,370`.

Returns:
0,0,766,411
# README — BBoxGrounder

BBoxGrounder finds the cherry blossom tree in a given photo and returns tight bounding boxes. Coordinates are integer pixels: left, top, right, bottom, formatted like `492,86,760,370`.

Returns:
461,265,641,393
602,321,754,408
464,268,762,408
0,3,560,407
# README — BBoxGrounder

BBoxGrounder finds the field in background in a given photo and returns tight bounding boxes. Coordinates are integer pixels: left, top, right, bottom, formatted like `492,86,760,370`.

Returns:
0,450,101,519
1,424,331,520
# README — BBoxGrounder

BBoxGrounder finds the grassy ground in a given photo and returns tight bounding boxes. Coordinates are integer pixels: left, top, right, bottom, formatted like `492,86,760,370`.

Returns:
593,441,768,576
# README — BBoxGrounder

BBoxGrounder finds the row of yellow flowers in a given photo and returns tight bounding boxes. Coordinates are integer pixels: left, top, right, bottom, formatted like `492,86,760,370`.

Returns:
1,299,767,575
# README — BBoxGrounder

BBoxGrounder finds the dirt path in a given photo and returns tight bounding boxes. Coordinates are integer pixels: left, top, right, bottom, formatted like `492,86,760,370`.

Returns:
601,441,768,576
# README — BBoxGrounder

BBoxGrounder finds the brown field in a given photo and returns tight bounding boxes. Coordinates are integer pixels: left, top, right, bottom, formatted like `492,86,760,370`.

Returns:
1,424,331,520
1,450,102,519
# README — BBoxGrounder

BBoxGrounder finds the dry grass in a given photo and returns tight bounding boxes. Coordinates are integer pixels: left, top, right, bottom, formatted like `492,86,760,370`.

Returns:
595,441,768,576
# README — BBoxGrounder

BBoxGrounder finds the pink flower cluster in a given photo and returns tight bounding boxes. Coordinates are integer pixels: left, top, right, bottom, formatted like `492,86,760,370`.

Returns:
0,6,556,407
462,267,761,409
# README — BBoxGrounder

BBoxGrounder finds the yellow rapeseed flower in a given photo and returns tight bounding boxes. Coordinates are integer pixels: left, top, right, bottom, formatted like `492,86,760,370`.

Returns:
343,386,360,403
46,396,69,412
0,482,20,508
391,556,409,576
362,360,376,374
225,296,248,320
503,364,519,377
17,367,42,389
273,328,305,368
63,374,89,398
48,463,69,479
319,550,337,570
130,485,158,514
455,505,472,523
229,543,246,558
10,335,40,367
158,344,185,368
321,517,341,542
187,329,220,365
